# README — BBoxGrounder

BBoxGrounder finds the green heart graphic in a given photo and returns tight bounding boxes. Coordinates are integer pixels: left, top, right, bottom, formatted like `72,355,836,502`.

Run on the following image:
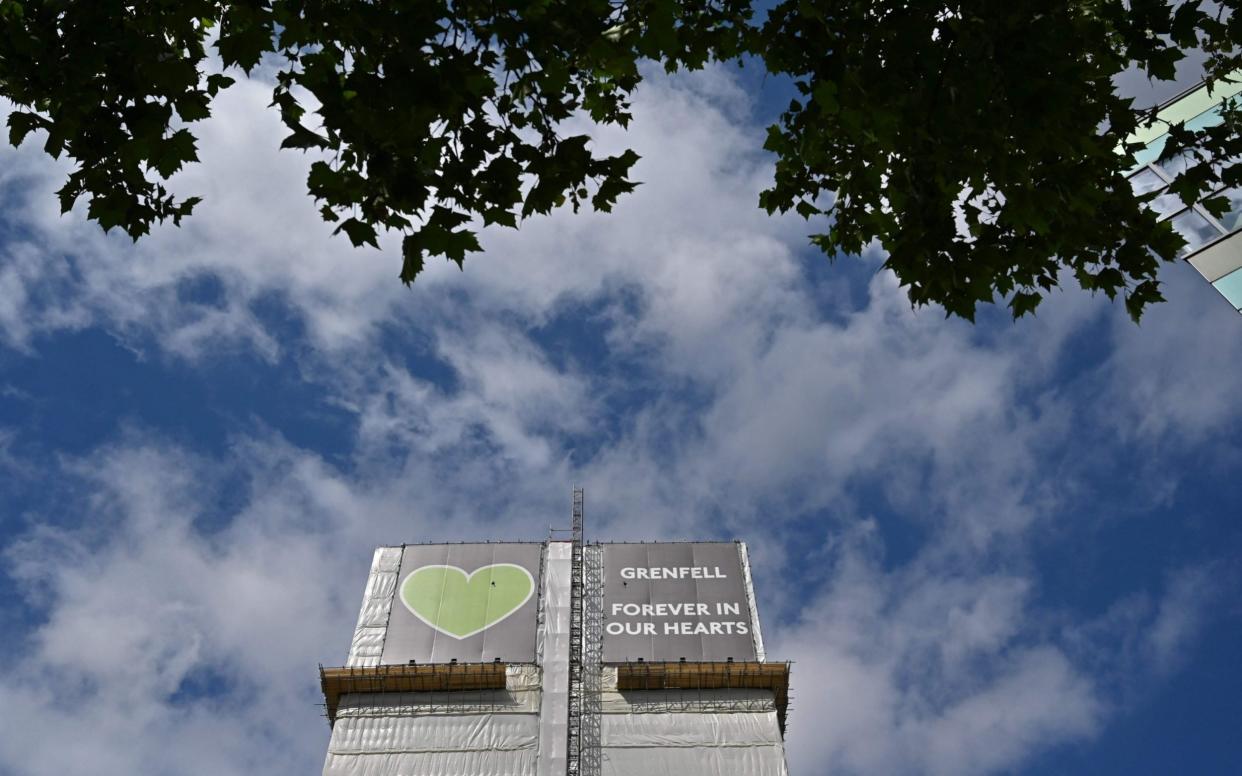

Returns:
399,563,535,639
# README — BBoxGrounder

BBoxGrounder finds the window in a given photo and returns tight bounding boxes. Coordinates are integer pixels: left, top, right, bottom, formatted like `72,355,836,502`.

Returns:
1126,149,1235,257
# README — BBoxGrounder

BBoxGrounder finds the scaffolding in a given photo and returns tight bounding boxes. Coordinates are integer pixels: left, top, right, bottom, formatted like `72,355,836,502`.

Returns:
612,661,793,734
581,543,604,775
566,488,585,776
319,662,511,724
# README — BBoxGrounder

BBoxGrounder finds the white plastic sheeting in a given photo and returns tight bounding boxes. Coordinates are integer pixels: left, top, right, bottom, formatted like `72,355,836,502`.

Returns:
330,712,537,754
323,668,543,776
594,665,788,776
599,686,778,715
535,541,572,776
737,542,766,662
348,547,402,667
600,707,788,776
323,712,538,776
324,750,537,776
602,709,782,747
600,742,786,776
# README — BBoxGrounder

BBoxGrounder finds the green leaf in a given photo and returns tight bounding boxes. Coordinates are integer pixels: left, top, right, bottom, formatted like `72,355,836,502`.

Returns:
401,233,426,284
1009,291,1041,319
794,200,819,219
336,217,379,249
206,74,235,97
1201,194,1229,220
281,124,329,150
217,7,273,73
7,112,45,146
149,129,199,178
176,92,212,122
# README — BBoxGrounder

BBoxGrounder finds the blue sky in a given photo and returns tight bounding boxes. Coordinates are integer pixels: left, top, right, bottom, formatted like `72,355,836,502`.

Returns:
1,61,1241,776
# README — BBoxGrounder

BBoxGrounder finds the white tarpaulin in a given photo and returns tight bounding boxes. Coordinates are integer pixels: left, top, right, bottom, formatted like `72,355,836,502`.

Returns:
737,542,767,661
601,709,782,748
535,541,572,776
329,712,538,754
598,685,777,714
348,547,402,668
323,750,538,776
600,707,787,776
599,743,787,776
324,689,540,776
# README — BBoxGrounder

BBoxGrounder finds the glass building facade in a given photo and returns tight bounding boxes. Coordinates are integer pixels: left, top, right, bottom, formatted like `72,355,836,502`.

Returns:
1128,78,1242,312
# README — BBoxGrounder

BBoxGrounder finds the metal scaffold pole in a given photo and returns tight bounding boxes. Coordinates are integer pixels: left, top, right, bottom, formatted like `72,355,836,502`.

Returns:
581,539,604,776
566,488,585,776
565,486,602,776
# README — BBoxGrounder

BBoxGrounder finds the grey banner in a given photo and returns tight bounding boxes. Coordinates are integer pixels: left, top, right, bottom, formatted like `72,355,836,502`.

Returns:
380,543,543,665
602,542,757,662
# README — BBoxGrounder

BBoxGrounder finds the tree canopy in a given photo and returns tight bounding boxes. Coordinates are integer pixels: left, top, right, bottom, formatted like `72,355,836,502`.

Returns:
2,1,1241,320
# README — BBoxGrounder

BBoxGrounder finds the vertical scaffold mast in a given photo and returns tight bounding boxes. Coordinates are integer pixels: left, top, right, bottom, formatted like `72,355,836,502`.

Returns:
565,486,602,776
566,488,585,775
581,511,604,775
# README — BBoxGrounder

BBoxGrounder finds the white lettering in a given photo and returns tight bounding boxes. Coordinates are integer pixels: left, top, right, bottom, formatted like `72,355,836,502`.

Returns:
610,621,655,635
613,566,725,578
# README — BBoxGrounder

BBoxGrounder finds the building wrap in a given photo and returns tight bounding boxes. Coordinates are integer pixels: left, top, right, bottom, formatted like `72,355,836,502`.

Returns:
320,499,790,776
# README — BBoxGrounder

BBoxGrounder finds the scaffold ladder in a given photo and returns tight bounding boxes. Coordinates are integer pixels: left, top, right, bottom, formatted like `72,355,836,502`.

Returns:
566,488,585,776
581,541,604,775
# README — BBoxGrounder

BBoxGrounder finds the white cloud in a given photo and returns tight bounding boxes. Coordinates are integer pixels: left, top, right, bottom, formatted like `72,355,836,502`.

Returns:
1144,566,1216,674
771,523,1103,775
1,59,1240,776
0,441,338,775
1096,268,1242,444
